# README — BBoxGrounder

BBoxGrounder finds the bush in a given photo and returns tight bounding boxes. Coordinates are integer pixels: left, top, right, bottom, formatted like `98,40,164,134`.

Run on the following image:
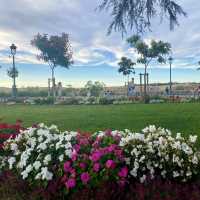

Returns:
99,97,114,105
34,97,54,105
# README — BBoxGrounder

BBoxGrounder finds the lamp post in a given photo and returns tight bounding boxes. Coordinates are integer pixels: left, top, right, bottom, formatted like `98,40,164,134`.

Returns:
168,56,173,96
10,44,17,99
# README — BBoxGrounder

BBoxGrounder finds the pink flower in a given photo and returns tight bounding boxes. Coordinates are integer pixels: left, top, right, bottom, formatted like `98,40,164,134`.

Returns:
108,144,117,152
118,167,128,178
74,144,80,152
71,152,77,161
79,162,86,169
65,178,76,189
93,163,100,172
69,168,76,177
91,152,101,162
64,161,71,172
80,172,90,184
106,160,116,169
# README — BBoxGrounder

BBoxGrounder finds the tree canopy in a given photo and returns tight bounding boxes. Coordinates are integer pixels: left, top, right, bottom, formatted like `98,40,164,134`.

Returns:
85,81,105,97
127,35,171,67
118,57,135,77
98,0,186,35
31,33,73,70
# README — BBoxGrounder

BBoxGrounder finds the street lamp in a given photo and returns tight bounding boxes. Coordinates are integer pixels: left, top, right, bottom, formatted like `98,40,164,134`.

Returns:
10,44,17,99
168,56,173,96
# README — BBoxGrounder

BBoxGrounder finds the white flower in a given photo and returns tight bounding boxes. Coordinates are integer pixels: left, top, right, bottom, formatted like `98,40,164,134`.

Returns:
59,155,64,162
130,168,137,177
33,161,42,170
40,167,53,181
149,125,156,133
37,143,47,151
10,143,18,151
21,170,29,179
8,157,16,169
140,175,146,183
189,135,198,143
192,155,199,164
44,155,51,165
173,171,180,178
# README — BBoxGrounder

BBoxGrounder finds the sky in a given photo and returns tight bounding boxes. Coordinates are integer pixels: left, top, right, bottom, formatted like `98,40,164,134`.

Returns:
0,0,200,88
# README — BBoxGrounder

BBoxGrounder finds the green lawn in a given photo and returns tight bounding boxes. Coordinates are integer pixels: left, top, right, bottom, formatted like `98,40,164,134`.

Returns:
0,103,199,135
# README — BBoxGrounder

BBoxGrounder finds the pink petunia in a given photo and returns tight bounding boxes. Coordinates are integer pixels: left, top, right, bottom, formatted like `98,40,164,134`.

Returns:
79,162,86,169
64,161,71,172
118,166,128,178
105,160,116,169
93,163,100,172
65,178,76,189
91,152,101,162
80,172,90,184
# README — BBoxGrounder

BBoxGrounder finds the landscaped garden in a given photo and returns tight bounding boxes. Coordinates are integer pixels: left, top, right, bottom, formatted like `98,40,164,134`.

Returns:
0,103,200,199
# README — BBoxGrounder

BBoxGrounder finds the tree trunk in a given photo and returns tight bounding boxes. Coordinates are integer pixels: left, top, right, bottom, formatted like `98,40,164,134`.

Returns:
144,65,148,103
51,67,56,100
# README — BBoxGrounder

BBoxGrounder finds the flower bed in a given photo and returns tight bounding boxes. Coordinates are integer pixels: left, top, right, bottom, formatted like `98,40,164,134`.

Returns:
0,121,23,151
1,124,200,199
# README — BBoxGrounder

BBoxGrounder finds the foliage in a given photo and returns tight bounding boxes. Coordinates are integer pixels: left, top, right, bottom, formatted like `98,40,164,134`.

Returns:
31,33,73,98
0,121,23,155
98,0,186,35
34,97,54,105
127,35,171,100
118,57,135,81
127,35,171,66
99,97,114,105
84,81,105,97
31,33,73,69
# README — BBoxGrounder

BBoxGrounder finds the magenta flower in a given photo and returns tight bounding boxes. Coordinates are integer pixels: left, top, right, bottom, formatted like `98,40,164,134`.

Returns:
65,178,76,189
71,152,77,161
106,160,116,169
64,161,71,172
93,163,100,172
81,172,90,184
91,152,101,162
79,162,86,169
108,144,117,152
118,167,128,178
69,168,76,177
74,144,80,152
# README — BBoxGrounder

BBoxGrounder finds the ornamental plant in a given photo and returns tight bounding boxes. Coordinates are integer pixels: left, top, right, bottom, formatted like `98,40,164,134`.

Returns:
62,130,128,195
0,120,23,152
0,124,78,188
120,125,200,183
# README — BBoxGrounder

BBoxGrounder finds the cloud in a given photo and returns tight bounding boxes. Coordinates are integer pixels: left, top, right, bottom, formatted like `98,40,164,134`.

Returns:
0,0,200,87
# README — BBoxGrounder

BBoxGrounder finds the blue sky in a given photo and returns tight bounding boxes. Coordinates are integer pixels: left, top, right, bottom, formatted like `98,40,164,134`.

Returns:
0,0,200,87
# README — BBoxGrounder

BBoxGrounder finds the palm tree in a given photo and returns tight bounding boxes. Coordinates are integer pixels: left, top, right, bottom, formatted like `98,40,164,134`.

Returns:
118,57,135,96
98,0,186,35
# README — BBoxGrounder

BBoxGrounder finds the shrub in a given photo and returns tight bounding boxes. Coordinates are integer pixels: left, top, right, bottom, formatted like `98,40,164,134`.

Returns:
99,97,114,105
120,125,200,183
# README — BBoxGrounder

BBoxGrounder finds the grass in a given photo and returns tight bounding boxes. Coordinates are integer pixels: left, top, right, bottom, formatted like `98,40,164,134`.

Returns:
0,103,199,135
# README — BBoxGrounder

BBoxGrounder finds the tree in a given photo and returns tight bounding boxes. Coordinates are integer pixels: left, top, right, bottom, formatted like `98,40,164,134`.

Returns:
127,35,171,101
85,81,105,97
98,0,186,35
31,33,73,99
118,56,135,84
